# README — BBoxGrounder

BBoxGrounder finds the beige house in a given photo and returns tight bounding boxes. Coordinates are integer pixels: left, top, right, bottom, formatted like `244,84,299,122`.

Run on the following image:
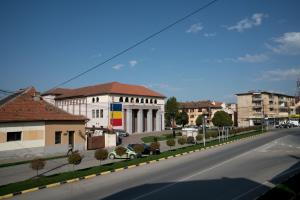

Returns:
0,87,87,160
236,91,296,127
179,100,236,127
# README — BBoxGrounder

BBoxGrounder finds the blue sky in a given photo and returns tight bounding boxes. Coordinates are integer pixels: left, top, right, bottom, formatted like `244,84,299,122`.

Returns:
1,0,300,102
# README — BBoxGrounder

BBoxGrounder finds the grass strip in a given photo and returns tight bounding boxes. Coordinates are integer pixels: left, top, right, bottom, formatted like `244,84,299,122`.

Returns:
0,155,67,169
0,130,264,196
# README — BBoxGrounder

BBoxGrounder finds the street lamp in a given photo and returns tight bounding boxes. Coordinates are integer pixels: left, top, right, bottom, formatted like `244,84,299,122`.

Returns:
202,115,207,146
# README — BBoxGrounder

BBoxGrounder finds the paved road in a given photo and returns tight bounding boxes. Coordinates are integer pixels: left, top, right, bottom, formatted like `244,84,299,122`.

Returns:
12,128,300,200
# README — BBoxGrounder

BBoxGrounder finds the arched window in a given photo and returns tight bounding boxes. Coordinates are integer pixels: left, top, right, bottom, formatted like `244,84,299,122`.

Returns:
92,98,95,103
141,98,144,103
125,97,129,103
119,97,123,102
150,99,153,104
145,99,149,103
96,97,99,102
154,99,157,104
131,97,134,103
136,98,139,103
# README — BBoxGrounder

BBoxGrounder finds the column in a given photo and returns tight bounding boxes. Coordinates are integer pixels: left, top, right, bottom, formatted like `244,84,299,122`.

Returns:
155,110,161,131
137,109,143,133
161,111,165,131
126,109,132,134
147,109,153,132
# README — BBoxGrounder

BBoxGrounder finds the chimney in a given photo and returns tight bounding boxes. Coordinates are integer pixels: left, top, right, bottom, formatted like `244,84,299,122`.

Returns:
33,92,41,101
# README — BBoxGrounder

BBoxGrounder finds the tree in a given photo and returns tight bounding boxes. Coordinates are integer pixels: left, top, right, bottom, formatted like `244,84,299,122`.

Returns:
196,115,203,126
196,134,202,143
150,142,160,154
177,137,187,145
30,158,46,176
166,139,176,150
165,97,179,127
212,111,233,127
176,111,189,127
133,144,145,156
68,152,82,170
115,146,127,157
94,149,108,165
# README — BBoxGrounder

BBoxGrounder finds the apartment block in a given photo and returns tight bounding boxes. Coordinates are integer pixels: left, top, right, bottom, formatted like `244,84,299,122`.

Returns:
236,91,296,127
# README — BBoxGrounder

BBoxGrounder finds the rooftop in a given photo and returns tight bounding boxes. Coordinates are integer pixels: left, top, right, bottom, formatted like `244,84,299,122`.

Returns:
179,100,224,109
0,87,87,123
43,82,165,99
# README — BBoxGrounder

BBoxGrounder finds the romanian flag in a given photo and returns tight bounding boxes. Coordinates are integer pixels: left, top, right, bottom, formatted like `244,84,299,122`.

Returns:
110,103,122,126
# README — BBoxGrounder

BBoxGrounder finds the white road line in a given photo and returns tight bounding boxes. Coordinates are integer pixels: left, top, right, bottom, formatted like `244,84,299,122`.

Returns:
132,142,272,200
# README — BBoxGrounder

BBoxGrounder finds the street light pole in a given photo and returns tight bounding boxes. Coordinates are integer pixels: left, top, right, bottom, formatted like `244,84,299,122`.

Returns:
202,115,206,146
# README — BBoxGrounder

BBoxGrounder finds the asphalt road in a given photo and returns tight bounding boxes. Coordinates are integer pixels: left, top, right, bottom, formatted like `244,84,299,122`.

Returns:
13,128,300,200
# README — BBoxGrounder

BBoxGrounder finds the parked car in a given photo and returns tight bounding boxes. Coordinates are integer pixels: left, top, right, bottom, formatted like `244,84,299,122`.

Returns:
108,147,137,159
127,143,151,156
115,129,129,137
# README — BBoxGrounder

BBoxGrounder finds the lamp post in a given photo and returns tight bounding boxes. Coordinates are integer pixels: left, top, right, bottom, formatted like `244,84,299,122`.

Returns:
202,115,207,146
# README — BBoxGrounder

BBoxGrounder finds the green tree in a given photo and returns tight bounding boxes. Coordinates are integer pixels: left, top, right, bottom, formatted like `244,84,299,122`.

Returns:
196,115,203,126
212,111,233,127
30,158,46,176
165,97,179,127
177,137,187,145
176,111,189,127
166,139,176,150
94,149,108,165
68,152,82,170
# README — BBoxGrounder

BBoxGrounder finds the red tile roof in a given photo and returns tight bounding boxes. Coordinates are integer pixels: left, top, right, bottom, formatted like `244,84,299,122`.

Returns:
0,87,87,123
43,82,165,99
179,100,224,109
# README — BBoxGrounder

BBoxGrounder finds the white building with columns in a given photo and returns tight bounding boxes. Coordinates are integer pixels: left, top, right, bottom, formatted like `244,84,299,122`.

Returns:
42,82,166,134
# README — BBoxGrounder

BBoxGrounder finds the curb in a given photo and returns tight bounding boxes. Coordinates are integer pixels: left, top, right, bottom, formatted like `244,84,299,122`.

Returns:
0,131,266,199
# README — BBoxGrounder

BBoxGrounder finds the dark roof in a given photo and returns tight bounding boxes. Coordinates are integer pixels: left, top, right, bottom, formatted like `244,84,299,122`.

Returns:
236,91,295,98
43,82,165,99
0,87,87,123
179,100,223,109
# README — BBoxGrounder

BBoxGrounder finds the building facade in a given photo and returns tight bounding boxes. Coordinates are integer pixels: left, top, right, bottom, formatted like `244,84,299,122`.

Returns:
236,91,296,127
179,100,236,127
42,82,166,134
0,87,87,160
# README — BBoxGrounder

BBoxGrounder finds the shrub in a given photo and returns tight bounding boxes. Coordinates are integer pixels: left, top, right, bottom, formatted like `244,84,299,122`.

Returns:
94,149,108,165
210,131,218,138
177,137,187,145
150,142,160,154
196,134,202,142
30,158,46,176
133,144,144,154
115,146,127,157
153,136,158,143
166,139,176,149
205,132,212,138
176,132,182,136
68,152,82,170
187,136,195,144
164,133,173,139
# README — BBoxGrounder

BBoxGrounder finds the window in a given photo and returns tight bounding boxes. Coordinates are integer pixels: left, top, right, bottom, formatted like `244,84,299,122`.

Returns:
141,98,144,103
92,98,95,103
125,97,129,102
55,131,62,144
96,109,99,118
100,109,103,118
145,99,149,103
150,99,153,104
119,97,123,102
92,110,95,118
136,98,139,103
96,97,99,102
154,99,157,104
130,97,134,103
7,132,21,142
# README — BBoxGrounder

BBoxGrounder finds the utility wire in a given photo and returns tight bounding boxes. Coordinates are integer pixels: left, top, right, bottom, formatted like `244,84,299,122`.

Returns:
50,0,220,90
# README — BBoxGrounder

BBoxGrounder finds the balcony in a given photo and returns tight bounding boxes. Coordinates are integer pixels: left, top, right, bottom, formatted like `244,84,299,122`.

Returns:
252,104,262,108
252,97,262,102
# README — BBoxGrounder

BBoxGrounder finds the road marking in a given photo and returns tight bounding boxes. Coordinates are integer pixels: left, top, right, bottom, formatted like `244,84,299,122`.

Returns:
132,142,266,200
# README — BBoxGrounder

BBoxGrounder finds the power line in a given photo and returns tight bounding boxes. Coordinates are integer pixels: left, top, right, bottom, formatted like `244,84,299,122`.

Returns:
50,0,220,90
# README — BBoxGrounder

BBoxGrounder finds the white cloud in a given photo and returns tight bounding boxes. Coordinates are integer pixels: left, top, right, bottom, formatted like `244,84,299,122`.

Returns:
186,23,203,33
227,13,267,32
267,32,300,55
258,68,300,81
112,64,124,70
129,60,138,67
237,53,269,63
203,32,216,37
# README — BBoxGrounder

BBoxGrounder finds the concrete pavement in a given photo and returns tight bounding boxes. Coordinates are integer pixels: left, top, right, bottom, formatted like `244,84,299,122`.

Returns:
10,128,300,200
